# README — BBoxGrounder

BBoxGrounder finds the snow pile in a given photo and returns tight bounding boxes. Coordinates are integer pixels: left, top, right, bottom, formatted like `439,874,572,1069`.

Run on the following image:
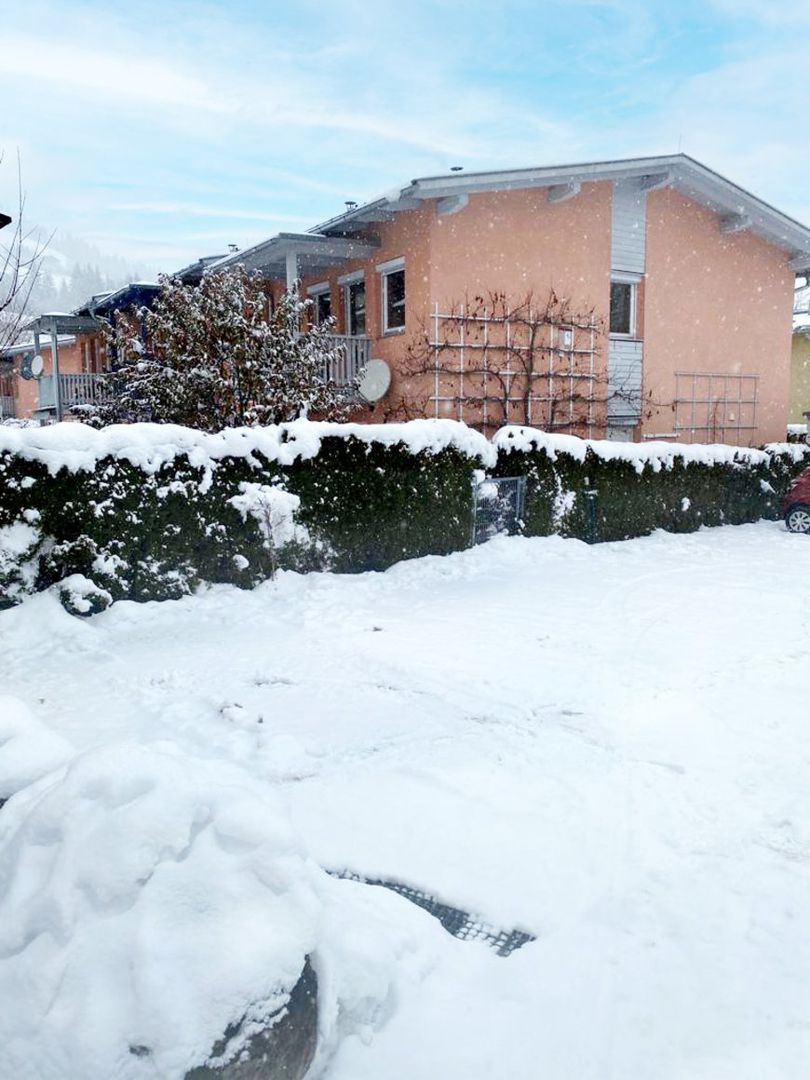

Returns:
495,424,779,473
0,743,323,1077
0,417,495,476
0,696,74,802
0,737,437,1080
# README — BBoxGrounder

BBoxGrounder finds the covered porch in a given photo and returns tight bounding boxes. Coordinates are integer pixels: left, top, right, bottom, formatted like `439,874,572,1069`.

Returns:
22,313,104,421
217,232,379,386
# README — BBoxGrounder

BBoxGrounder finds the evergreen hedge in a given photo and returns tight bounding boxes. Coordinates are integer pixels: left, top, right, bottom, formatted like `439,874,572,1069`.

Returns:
493,427,810,543
0,422,487,612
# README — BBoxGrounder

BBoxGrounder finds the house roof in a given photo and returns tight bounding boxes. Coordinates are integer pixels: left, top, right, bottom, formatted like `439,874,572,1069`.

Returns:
214,232,379,279
172,254,229,284
312,154,810,271
74,282,160,318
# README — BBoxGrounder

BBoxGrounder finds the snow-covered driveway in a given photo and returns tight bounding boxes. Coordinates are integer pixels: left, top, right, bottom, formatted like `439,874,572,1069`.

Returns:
2,521,810,1079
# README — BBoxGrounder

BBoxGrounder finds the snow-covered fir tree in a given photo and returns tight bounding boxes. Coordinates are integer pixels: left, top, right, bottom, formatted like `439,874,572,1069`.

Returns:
90,268,352,430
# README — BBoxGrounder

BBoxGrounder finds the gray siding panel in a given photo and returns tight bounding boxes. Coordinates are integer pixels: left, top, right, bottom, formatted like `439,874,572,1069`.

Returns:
608,338,643,421
611,182,646,274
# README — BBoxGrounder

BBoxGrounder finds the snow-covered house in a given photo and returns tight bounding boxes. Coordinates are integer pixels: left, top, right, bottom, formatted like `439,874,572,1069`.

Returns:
215,153,810,445
5,156,809,444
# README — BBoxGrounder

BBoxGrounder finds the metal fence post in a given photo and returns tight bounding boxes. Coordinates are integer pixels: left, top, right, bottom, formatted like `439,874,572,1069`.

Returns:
584,489,599,544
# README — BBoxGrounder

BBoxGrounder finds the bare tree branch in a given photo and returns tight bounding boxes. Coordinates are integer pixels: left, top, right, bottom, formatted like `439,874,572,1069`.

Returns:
0,151,52,353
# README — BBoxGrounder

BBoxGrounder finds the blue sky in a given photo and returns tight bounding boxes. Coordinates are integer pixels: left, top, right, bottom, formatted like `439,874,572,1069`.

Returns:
2,0,808,271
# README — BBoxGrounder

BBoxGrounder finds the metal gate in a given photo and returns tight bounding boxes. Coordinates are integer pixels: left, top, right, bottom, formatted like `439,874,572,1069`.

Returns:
472,475,527,545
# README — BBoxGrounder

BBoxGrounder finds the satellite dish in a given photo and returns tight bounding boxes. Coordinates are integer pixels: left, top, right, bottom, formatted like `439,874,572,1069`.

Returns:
357,358,391,403
30,355,44,378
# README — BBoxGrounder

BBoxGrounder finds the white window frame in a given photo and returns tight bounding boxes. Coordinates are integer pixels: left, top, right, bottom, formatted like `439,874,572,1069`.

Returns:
338,271,366,336
610,272,640,339
377,257,406,335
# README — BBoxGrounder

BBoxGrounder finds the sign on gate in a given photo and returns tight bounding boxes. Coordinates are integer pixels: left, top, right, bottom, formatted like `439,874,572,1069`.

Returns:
472,475,527,545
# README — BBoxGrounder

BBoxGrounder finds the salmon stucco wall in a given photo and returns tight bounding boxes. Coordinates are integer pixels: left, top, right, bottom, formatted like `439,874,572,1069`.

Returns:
644,188,794,445
790,333,810,423
427,181,612,318
398,182,612,429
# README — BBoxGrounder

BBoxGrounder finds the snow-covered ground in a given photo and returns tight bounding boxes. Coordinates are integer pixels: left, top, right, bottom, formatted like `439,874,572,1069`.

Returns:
2,521,810,1078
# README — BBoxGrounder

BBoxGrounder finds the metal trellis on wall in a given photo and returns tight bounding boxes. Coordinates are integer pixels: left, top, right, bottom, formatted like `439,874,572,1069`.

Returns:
428,301,601,436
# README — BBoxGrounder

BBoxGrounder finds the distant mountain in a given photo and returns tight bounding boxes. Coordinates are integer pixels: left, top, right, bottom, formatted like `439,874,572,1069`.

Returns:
23,231,154,315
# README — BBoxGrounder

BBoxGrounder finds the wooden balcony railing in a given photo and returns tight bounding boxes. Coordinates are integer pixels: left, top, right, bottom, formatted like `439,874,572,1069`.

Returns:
38,373,112,412
35,337,370,416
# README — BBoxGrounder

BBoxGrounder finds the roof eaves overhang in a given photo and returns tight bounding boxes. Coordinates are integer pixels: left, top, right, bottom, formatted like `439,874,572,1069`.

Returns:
216,232,381,275
172,254,228,283
84,282,161,317
24,313,102,336
310,153,810,266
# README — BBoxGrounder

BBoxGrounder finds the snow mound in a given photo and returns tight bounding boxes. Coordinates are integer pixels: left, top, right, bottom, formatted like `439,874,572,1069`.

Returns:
0,739,438,1080
0,417,496,476
0,696,74,801
0,743,322,1079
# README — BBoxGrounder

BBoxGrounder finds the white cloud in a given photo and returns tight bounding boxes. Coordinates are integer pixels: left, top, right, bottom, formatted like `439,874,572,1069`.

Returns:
111,202,311,224
0,35,228,113
708,0,810,25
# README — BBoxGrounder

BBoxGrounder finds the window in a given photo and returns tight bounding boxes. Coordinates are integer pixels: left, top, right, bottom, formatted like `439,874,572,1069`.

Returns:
610,279,636,336
316,291,332,325
382,267,405,333
307,284,332,326
345,279,366,336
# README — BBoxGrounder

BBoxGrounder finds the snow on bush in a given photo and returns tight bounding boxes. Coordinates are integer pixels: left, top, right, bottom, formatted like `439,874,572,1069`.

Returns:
0,417,495,476
228,483,309,552
0,521,41,605
0,741,420,1079
494,425,775,473
55,573,114,617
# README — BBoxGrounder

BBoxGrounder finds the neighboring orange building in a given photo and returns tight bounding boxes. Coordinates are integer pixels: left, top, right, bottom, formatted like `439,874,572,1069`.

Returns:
215,153,808,445
4,155,808,444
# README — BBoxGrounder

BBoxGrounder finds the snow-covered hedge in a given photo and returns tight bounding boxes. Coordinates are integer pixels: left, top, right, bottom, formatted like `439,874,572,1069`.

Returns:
0,419,493,610
494,427,810,542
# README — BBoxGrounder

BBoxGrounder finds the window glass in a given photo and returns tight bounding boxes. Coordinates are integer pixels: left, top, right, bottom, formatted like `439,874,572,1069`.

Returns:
610,281,634,335
384,268,405,331
347,280,366,335
315,291,331,325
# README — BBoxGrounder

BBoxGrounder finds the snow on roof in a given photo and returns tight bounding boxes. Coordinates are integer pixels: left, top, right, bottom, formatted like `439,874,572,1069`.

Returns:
0,418,497,476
